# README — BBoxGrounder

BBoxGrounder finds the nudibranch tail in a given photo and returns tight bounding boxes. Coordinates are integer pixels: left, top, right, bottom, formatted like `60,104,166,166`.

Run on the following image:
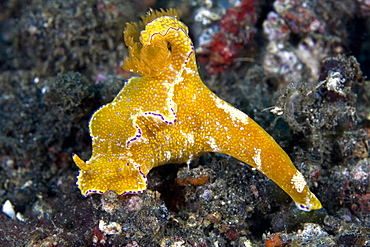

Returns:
192,93,322,211
73,8,322,211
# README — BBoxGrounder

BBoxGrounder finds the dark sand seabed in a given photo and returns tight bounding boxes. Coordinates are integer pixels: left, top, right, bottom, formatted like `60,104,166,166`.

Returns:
0,0,369,246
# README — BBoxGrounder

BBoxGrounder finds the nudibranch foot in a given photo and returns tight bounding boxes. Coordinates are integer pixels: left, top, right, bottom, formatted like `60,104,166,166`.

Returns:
73,8,322,211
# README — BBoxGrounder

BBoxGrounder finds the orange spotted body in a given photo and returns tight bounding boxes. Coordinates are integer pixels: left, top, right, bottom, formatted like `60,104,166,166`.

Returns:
73,9,322,211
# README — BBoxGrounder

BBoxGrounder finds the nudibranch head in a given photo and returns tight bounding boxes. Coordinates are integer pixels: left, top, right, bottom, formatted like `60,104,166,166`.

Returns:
72,153,147,196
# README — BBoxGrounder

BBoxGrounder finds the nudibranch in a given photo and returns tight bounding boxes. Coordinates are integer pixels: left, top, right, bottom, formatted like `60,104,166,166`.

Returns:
73,9,322,211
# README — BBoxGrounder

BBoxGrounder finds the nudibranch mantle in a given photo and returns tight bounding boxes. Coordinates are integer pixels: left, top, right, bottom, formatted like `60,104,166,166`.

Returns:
73,9,322,211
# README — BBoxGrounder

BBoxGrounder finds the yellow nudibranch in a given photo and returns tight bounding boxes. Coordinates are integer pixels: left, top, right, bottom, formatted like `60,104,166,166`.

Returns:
73,9,322,211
